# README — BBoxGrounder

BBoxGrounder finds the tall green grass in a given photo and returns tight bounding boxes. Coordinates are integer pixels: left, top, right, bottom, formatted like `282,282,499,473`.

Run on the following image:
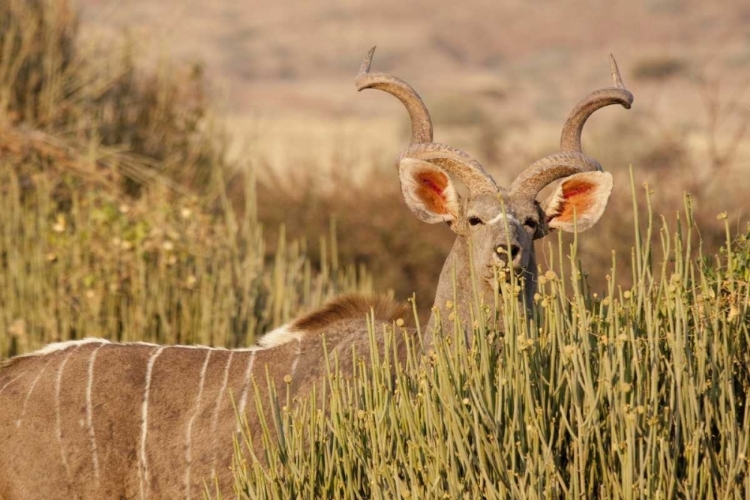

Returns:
2,3,750,496
230,180,750,499
0,156,373,358
0,0,374,359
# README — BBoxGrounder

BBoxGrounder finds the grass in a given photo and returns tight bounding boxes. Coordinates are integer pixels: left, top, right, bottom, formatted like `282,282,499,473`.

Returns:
0,0,373,358
229,183,750,499
0,155,374,358
2,2,750,498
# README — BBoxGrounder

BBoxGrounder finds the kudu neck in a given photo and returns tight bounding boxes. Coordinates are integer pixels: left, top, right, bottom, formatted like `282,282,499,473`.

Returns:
424,236,484,348
423,236,537,349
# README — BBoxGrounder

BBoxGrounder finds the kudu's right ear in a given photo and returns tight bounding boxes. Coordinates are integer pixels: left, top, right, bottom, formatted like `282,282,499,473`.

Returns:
541,170,613,232
399,158,460,224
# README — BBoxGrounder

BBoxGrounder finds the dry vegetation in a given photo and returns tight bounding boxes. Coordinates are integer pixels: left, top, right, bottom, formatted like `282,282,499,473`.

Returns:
0,0,372,357
1,0,750,497
254,112,750,319
230,206,750,498
71,1,750,312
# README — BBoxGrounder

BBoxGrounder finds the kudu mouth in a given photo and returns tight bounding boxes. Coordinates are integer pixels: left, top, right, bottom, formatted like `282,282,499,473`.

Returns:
485,262,525,291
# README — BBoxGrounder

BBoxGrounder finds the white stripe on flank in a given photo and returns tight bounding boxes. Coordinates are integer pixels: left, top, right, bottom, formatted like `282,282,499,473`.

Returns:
235,352,257,434
209,352,234,478
0,373,27,398
487,212,519,226
16,358,52,427
184,349,212,499
289,338,302,380
139,346,166,500
56,349,76,484
86,343,106,483
135,342,263,353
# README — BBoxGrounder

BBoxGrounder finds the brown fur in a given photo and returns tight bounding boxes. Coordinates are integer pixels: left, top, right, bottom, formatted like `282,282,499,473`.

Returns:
290,293,412,333
0,47,628,498
0,294,416,500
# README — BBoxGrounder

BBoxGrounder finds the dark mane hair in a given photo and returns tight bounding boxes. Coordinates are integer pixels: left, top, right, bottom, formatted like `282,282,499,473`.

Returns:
290,293,412,333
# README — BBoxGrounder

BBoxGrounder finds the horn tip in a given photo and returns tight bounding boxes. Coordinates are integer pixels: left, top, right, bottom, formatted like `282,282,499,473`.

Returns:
361,46,377,73
355,46,377,90
608,53,626,90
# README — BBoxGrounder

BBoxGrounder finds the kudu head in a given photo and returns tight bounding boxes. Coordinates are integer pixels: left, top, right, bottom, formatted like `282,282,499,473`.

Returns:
356,47,633,332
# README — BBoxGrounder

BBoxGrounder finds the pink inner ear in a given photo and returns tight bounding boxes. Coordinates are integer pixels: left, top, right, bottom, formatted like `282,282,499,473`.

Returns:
556,178,595,222
415,170,450,215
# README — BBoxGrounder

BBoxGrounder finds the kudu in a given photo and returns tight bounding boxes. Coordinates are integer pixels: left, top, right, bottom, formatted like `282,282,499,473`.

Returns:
0,48,632,499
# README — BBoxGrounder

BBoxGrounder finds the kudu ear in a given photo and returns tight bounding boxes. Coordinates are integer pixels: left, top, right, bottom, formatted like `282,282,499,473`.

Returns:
542,171,613,232
399,157,460,224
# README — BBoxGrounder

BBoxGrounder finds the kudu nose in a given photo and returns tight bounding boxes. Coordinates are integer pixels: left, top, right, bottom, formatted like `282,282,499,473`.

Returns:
495,243,522,268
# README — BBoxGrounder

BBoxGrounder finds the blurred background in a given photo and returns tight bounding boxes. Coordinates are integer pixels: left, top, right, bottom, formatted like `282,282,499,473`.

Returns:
1,0,749,351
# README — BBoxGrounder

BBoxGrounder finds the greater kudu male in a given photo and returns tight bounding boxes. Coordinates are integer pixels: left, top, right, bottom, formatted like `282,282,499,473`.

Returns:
0,48,632,499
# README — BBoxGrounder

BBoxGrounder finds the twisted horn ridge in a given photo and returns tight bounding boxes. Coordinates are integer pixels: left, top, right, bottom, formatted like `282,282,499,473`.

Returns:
511,54,634,199
559,54,634,153
401,143,498,195
356,47,497,196
355,46,433,146
509,152,602,199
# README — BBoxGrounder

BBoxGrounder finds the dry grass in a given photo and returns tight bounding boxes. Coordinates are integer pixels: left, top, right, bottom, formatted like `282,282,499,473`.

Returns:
2,2,750,497
76,0,750,143
0,0,373,359
0,0,228,195
631,56,690,81
250,108,749,318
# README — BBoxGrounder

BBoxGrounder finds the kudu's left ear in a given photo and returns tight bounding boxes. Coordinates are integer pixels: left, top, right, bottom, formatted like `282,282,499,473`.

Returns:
398,158,460,224
542,171,613,232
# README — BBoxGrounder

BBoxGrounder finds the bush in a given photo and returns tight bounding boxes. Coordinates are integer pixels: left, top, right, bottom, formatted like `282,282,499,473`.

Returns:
0,0,373,358
230,193,750,499
0,0,226,195
632,56,689,81
256,163,453,322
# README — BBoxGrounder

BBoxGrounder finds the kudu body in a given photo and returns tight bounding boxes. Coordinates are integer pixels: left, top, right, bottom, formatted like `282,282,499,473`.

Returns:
0,48,632,499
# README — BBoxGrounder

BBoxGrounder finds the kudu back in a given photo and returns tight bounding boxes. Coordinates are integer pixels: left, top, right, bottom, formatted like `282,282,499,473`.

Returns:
0,48,632,499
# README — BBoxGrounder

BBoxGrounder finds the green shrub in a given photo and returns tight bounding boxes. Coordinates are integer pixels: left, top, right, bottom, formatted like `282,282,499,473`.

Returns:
0,156,375,359
0,0,373,358
230,187,750,499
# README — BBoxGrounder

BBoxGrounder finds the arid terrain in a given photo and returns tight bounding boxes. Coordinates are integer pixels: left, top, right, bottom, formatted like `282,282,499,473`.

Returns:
76,0,750,175
68,0,750,301
2,4,750,496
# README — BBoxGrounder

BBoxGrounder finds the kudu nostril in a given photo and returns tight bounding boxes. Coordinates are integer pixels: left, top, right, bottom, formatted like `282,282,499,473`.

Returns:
510,245,521,260
495,244,522,266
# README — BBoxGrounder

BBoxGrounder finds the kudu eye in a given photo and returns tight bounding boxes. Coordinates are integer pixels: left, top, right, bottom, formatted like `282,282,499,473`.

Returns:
468,216,483,226
524,218,538,230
